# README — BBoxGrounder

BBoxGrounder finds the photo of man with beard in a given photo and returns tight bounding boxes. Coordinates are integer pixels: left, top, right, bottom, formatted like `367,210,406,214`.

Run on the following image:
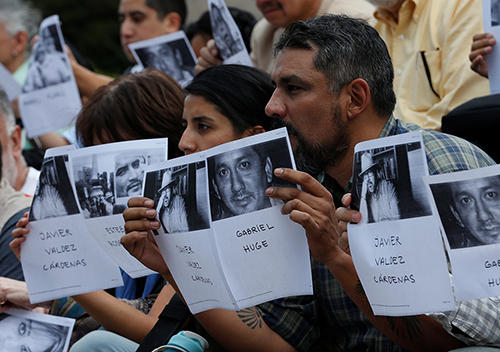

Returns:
208,138,293,221
209,1,243,59
114,154,146,198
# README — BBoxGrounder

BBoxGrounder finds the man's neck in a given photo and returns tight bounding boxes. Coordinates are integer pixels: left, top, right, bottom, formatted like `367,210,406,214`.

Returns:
326,114,389,188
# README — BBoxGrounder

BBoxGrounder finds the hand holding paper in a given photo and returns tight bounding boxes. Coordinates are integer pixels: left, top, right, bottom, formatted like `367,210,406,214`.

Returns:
266,168,346,266
470,32,496,77
9,211,30,260
122,197,171,278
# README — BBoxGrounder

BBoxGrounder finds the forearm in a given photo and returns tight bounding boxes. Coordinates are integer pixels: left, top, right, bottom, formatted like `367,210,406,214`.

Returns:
35,132,70,150
72,290,156,343
326,253,464,351
72,63,113,98
158,271,295,352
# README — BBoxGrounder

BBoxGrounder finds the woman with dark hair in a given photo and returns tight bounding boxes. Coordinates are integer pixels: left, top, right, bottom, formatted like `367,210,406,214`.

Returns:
11,68,186,352
13,64,277,352
121,64,284,351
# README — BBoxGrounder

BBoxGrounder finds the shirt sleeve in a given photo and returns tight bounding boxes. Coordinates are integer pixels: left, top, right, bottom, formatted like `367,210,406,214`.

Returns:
426,0,490,126
257,295,319,352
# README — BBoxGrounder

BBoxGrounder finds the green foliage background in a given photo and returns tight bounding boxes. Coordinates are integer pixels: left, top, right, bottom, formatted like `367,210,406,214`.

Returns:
28,0,129,76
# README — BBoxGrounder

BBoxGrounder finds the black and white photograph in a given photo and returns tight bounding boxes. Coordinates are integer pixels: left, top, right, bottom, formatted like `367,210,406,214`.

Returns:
144,161,210,234
0,310,72,352
492,0,500,26
22,24,71,93
131,32,196,86
351,141,432,224
29,155,79,221
207,137,294,221
209,0,244,60
73,154,117,219
429,175,500,249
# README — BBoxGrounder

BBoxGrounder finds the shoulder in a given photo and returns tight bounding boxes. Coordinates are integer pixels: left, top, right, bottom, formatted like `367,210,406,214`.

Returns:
251,18,275,44
393,119,495,175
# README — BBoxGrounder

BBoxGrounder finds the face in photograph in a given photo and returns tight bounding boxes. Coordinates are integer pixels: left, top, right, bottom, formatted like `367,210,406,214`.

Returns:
115,154,146,197
449,176,500,246
212,146,273,217
211,4,234,55
0,315,67,352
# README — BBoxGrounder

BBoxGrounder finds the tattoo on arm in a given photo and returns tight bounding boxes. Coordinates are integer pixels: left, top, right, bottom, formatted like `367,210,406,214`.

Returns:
237,308,263,329
386,316,423,340
355,280,366,297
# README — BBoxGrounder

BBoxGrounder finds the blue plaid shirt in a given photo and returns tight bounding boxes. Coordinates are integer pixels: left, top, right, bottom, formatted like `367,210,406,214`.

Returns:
258,116,498,351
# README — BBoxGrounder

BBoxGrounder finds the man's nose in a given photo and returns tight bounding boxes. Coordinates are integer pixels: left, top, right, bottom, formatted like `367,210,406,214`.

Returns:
120,19,134,39
230,171,245,193
265,89,286,119
476,199,493,222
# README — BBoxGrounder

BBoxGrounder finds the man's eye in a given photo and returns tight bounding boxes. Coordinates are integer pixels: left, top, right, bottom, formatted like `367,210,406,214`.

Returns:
485,191,498,200
131,14,145,23
459,196,473,206
116,166,127,176
21,346,31,352
132,160,140,169
239,161,250,169
217,168,229,178
18,322,26,336
287,85,301,93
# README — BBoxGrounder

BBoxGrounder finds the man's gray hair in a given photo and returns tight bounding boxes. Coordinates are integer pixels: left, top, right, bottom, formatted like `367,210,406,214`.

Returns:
0,0,41,39
0,88,16,135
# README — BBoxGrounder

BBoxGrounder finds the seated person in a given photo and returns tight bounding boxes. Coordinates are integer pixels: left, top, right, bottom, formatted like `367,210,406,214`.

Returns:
0,92,31,281
9,69,185,348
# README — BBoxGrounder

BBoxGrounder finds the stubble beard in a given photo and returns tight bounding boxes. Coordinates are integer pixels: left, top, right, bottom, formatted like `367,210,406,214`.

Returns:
285,104,349,175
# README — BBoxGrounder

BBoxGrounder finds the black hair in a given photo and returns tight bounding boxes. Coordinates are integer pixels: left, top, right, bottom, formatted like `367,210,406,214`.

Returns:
185,7,256,52
184,64,273,133
145,0,187,26
275,14,396,118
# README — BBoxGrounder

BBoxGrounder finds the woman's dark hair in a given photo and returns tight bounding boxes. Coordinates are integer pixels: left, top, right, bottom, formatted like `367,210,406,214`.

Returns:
76,68,184,159
185,8,256,52
184,64,274,133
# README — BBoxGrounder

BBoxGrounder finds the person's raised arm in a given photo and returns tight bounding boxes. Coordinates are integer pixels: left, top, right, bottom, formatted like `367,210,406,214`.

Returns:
470,33,496,78
122,197,297,352
194,39,223,74
266,168,465,352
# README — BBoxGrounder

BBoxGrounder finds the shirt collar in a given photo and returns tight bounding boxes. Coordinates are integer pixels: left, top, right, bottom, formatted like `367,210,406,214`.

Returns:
374,0,424,25
378,115,398,138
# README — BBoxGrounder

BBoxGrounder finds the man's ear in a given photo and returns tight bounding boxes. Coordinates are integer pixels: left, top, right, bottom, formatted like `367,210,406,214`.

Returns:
162,12,182,33
345,78,370,120
10,125,22,160
264,157,273,183
450,205,465,228
12,31,29,58
241,125,265,138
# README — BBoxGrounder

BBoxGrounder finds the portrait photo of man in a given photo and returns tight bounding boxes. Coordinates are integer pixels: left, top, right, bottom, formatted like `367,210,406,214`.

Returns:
357,151,400,224
492,0,500,26
134,37,195,85
114,154,147,198
209,1,243,59
22,25,71,93
208,139,293,221
431,175,500,248
29,155,79,221
156,169,189,234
